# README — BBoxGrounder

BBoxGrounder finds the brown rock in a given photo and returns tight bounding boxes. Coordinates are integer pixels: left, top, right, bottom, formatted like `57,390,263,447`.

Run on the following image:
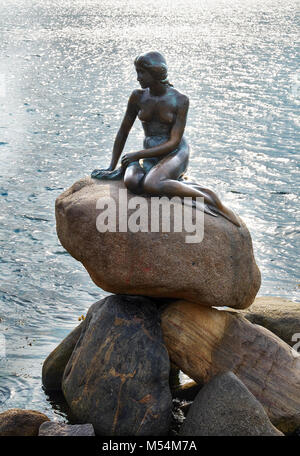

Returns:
62,295,172,436
0,409,50,436
241,297,300,346
42,321,84,391
55,177,260,309
161,300,300,433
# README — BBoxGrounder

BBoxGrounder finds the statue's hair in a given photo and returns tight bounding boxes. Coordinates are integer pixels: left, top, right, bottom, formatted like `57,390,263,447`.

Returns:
134,51,173,87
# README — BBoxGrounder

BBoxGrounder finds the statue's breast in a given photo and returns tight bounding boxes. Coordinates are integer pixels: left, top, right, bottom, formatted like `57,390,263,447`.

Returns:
138,109,152,122
159,109,175,124
138,106,175,125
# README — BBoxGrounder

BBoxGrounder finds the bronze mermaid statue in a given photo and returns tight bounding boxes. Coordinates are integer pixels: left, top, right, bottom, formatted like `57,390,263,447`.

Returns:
91,51,240,227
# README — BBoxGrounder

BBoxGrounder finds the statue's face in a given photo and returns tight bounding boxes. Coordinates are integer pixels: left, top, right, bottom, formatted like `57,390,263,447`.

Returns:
135,65,155,89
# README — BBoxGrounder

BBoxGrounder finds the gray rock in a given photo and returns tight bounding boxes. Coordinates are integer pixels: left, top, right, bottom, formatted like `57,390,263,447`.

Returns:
0,409,50,436
62,294,172,436
179,372,283,436
39,422,95,436
241,297,300,346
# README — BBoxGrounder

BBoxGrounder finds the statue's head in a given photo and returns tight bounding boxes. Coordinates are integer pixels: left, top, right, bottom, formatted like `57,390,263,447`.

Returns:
134,51,172,87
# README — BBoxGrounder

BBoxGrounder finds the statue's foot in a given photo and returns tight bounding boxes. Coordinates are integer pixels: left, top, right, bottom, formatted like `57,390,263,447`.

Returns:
91,167,125,180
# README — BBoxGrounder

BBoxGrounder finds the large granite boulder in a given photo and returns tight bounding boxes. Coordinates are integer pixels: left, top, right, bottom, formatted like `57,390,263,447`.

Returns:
241,296,300,346
55,177,261,309
160,300,300,433
0,409,50,436
62,295,172,436
179,372,283,436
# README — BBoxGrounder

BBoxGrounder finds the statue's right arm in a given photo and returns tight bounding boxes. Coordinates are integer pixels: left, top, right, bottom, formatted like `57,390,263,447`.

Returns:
108,90,140,170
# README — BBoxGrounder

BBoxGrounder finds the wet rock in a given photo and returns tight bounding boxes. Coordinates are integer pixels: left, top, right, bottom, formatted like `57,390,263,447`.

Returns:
0,409,50,436
62,295,172,436
180,372,283,436
39,422,95,436
55,177,260,309
42,321,84,391
161,300,300,433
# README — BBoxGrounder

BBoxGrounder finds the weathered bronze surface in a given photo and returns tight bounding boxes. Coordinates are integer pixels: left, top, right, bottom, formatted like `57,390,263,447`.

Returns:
91,51,240,226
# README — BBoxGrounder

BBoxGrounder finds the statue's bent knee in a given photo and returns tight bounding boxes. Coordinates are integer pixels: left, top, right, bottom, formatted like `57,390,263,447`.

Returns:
124,174,143,194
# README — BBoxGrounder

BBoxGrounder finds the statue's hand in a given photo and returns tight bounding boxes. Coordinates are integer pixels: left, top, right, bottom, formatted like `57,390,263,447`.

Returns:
91,166,125,181
91,168,109,178
121,152,139,168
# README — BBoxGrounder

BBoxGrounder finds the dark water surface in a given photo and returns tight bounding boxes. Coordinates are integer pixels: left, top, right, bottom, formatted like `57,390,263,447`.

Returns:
0,0,299,420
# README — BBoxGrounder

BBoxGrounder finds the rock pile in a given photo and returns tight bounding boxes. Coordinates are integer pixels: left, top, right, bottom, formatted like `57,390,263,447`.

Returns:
161,300,300,433
39,178,300,436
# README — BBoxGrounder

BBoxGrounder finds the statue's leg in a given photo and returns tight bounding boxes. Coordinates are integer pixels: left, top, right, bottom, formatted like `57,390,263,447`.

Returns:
123,161,146,195
182,182,228,208
181,181,240,221
142,147,240,227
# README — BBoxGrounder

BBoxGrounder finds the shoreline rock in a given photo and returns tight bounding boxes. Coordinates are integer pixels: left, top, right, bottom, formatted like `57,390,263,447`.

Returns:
179,372,283,436
0,409,50,436
241,296,300,346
